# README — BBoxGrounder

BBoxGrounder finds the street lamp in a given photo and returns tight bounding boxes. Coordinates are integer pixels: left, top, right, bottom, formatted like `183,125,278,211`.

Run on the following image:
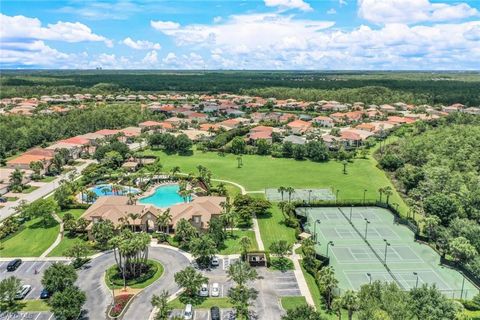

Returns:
413,272,419,289
363,189,367,204
364,218,370,239
383,239,390,264
367,273,372,284
326,241,334,258
313,219,321,242
460,275,465,299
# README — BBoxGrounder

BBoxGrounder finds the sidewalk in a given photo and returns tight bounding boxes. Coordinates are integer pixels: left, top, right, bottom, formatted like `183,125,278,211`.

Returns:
291,243,316,308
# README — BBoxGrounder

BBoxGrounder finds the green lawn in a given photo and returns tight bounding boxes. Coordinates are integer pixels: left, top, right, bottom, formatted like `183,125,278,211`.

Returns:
257,204,297,249
21,185,39,194
281,296,307,310
219,230,258,255
105,260,164,289
57,208,86,220
21,299,50,312
0,217,59,257
47,235,95,257
6,196,19,201
39,176,56,182
141,149,408,216
168,297,232,309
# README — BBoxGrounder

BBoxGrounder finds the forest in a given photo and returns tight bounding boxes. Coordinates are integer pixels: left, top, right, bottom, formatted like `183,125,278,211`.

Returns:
0,104,163,159
1,70,480,105
378,113,480,278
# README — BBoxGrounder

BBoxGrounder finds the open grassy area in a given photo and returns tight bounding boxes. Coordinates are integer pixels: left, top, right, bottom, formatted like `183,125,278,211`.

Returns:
168,297,232,309
105,259,164,289
39,176,56,182
219,230,258,255
47,235,96,257
6,196,19,201
0,217,59,257
142,149,408,216
257,204,297,249
57,208,86,220
21,299,50,312
21,185,39,194
281,296,307,310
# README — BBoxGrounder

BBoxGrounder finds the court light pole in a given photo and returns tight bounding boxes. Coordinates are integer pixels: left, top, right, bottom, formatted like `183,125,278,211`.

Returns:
336,189,340,203
326,241,334,258
313,219,321,242
367,273,372,284
383,239,390,264
364,218,370,240
308,189,312,203
413,272,419,289
460,275,465,299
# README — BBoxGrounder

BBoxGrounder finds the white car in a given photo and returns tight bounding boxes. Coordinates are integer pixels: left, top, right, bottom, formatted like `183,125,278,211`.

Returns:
210,283,220,297
198,283,209,297
15,285,32,300
184,304,193,320
211,256,220,267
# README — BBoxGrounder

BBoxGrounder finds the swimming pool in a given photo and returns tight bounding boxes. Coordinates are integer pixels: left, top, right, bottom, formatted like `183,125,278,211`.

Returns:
138,184,187,208
83,184,140,202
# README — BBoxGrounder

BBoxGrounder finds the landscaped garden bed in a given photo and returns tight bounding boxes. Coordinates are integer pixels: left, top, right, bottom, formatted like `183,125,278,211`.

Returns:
108,293,134,319
105,259,164,289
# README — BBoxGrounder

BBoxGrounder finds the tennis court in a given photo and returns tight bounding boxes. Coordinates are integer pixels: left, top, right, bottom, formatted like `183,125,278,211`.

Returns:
299,206,479,299
265,188,335,202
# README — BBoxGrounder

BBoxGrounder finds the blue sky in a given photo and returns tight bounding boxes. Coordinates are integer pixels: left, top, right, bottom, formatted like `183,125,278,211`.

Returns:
1,0,480,69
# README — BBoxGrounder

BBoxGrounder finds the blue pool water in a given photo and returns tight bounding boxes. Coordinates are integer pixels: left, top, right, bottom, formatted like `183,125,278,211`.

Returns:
83,184,140,202
139,184,187,208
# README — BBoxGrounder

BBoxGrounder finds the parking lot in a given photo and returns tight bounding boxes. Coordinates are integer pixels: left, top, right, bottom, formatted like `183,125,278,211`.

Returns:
170,308,235,320
0,312,54,320
269,270,302,297
0,260,66,300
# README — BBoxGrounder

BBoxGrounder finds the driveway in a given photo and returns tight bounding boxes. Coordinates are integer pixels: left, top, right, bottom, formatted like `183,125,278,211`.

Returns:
77,246,190,320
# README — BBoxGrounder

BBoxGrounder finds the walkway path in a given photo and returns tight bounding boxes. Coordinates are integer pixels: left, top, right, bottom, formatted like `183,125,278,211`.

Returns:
40,213,64,258
291,243,316,308
0,160,95,221
211,178,247,195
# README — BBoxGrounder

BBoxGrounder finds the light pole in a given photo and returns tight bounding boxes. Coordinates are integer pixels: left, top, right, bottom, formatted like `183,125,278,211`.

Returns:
110,281,115,306
308,190,312,203
336,189,340,203
367,273,372,284
364,218,370,239
413,272,419,289
460,275,465,299
313,219,321,242
363,189,367,204
326,241,334,258
383,239,390,264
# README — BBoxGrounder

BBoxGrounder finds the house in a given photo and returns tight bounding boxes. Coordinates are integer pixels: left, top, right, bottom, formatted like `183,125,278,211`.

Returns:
247,130,272,143
380,104,396,114
218,118,245,130
139,121,164,129
46,142,82,159
165,117,190,127
95,129,120,138
0,168,33,195
286,120,311,135
312,116,334,127
199,123,221,133
283,135,307,145
6,149,54,173
60,136,94,154
355,123,376,132
186,112,208,123
387,116,416,125
169,196,226,231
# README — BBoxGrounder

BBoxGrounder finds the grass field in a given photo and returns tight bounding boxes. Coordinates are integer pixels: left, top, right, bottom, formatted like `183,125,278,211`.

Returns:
21,299,50,312
47,235,95,257
219,230,258,255
22,185,39,194
168,297,232,309
0,217,59,257
281,296,307,310
257,204,297,249
142,149,408,216
39,176,56,182
57,208,86,220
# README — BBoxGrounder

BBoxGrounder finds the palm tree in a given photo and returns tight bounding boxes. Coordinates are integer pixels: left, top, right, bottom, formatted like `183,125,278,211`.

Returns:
227,260,258,286
277,186,286,201
278,201,287,218
79,186,87,204
157,209,172,233
378,187,385,203
332,297,343,320
128,213,141,231
341,290,359,320
286,187,295,203
316,266,338,310
383,186,393,204
127,192,136,205
239,236,252,257
170,166,181,178
9,168,24,191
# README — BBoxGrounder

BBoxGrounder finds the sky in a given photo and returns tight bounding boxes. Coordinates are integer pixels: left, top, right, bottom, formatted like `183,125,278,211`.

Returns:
1,0,480,70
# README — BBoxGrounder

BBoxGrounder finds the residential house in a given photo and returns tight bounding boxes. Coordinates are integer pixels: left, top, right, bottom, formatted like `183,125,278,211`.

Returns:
312,116,334,127
286,120,311,135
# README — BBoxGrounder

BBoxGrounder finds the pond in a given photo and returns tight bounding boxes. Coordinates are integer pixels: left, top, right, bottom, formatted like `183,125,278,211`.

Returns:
138,184,188,208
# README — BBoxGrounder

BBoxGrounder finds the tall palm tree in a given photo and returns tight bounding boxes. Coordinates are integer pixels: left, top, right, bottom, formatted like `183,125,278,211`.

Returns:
156,209,172,234
383,186,393,204
316,266,338,310
128,213,141,231
331,298,343,320
170,166,181,178
239,236,252,257
341,290,359,320
378,187,385,203
79,186,87,204
286,187,295,203
277,186,286,201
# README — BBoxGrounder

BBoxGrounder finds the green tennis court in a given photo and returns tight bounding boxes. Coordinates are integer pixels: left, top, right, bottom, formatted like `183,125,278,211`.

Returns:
299,206,479,299
265,188,335,202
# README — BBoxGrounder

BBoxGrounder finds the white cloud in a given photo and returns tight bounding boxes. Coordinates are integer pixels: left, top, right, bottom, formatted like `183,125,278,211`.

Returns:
0,14,111,45
142,50,158,65
264,0,313,12
339,0,347,6
327,8,337,15
150,20,180,31
57,0,142,20
122,37,161,50
358,0,479,24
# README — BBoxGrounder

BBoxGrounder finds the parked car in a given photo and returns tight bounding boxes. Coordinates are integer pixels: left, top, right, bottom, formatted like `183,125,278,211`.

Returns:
15,285,31,300
40,289,50,299
199,283,209,297
184,304,193,320
211,256,220,267
210,283,220,297
7,259,22,271
0,197,7,203
210,306,221,320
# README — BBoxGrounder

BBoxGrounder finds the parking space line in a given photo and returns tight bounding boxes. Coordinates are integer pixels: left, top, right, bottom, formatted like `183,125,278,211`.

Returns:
34,314,40,320
47,314,53,320
25,262,39,274
24,287,35,299
36,262,48,272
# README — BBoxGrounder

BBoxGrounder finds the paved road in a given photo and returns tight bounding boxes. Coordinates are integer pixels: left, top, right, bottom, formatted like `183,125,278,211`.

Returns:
77,246,190,320
0,160,95,221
